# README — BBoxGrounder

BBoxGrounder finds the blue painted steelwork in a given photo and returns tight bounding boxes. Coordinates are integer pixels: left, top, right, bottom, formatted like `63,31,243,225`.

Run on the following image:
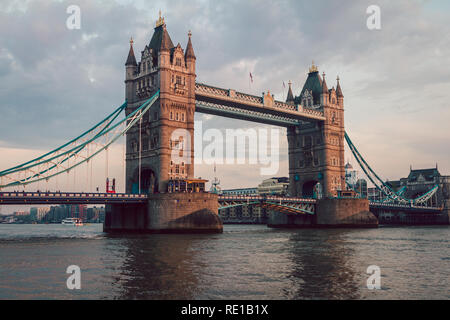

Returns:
264,201,314,215
345,132,439,205
218,195,316,215
195,100,300,126
0,103,126,176
219,201,260,209
0,91,160,188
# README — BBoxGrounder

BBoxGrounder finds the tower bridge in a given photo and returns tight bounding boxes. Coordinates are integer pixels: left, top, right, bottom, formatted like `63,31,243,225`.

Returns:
123,19,346,200
0,13,449,231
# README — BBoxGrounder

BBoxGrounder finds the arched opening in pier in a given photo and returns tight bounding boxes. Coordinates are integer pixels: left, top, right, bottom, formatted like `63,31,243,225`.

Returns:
141,169,158,194
302,180,318,198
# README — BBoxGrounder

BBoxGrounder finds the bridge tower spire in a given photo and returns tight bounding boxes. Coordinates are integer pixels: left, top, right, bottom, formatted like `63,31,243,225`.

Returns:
125,37,137,101
336,76,344,106
286,80,295,105
321,72,329,105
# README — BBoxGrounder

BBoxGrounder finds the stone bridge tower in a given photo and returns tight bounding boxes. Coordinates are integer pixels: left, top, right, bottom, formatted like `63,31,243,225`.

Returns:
124,14,196,194
287,63,345,198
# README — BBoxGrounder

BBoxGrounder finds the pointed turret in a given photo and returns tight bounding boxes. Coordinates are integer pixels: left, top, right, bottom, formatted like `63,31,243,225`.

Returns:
336,76,343,97
322,72,328,93
321,72,329,106
160,24,171,51
336,76,344,107
125,37,136,102
185,30,196,60
125,37,137,66
286,80,294,105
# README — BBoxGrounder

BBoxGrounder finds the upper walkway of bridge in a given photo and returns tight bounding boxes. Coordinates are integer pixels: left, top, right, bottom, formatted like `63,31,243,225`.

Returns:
195,82,326,126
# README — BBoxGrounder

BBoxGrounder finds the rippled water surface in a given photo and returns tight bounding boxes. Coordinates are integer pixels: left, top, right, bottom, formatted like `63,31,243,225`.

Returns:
0,224,448,299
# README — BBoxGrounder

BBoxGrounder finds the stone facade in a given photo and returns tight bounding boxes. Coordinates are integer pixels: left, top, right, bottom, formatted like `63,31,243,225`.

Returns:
288,64,345,198
315,198,377,227
125,19,196,194
268,198,377,228
109,15,224,234
104,192,222,233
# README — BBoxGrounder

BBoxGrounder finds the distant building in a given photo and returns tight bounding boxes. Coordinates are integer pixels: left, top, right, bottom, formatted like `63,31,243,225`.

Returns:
30,208,37,220
257,177,289,196
86,206,105,222
44,205,71,223
354,178,368,198
14,211,28,216
42,205,104,223
345,161,358,188
220,177,290,197
71,205,87,220
30,207,50,221
222,188,258,196
371,166,450,206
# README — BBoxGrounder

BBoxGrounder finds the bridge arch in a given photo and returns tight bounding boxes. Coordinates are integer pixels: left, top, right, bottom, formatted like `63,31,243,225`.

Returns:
131,167,158,194
302,180,319,198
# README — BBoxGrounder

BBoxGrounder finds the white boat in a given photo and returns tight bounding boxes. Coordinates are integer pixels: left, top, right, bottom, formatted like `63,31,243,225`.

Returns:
61,218,83,226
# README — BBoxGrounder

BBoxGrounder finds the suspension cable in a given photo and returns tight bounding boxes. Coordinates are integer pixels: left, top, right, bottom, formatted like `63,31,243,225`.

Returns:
0,91,159,188
139,111,142,194
345,131,439,205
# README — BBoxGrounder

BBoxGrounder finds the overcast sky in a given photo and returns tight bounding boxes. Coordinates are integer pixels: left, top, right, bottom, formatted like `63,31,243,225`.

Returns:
1,0,450,209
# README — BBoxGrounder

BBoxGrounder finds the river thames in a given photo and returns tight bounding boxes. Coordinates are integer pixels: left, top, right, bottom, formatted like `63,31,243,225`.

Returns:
0,224,448,299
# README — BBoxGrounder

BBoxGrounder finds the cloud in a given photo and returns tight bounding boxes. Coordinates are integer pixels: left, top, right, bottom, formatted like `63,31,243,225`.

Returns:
0,0,449,193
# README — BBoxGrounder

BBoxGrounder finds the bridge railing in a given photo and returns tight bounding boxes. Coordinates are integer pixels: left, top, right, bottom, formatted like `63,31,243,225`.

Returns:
196,83,325,118
218,195,316,203
0,192,148,199
369,201,443,211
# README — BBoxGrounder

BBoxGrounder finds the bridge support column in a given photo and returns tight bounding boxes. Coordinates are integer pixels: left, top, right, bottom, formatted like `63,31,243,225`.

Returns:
443,199,450,224
104,193,223,233
104,203,148,232
267,210,315,228
315,198,378,227
268,198,378,228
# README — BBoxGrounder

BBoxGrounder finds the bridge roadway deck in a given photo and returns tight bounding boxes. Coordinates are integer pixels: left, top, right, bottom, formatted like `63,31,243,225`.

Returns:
218,195,316,203
0,192,148,205
369,202,443,213
0,192,443,214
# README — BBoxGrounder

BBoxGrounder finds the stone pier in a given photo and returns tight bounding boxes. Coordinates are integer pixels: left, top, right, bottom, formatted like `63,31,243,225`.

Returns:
445,200,450,224
268,198,378,228
104,193,223,233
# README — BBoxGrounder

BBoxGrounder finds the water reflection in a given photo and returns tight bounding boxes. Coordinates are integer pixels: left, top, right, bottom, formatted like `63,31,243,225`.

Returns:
286,229,361,299
1,224,446,299
108,234,206,299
